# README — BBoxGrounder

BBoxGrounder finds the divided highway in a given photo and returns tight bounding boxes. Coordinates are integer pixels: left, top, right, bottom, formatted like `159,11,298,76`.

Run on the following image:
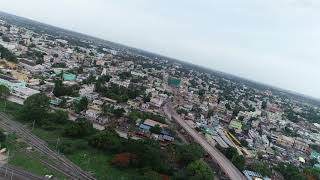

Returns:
163,102,246,180
0,113,95,180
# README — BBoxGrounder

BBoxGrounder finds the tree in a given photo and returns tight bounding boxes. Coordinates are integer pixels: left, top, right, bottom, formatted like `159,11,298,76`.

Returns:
1,36,10,42
113,108,125,118
143,92,152,103
250,162,272,177
89,128,122,152
0,85,10,100
0,131,6,143
225,103,231,110
240,139,248,147
232,155,245,170
19,93,49,124
261,101,267,109
275,163,306,180
176,143,204,166
64,118,93,138
186,159,214,180
126,139,163,170
53,80,78,97
47,110,69,124
143,171,162,180
150,124,162,134
74,97,88,113
111,152,137,168
0,45,17,62
198,89,206,97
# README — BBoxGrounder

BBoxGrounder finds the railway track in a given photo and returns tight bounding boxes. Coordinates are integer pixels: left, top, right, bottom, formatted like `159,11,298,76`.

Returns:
0,164,44,180
0,113,95,180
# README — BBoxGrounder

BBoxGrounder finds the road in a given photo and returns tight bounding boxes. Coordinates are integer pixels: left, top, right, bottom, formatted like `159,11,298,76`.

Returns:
0,164,44,180
163,102,246,180
0,113,95,180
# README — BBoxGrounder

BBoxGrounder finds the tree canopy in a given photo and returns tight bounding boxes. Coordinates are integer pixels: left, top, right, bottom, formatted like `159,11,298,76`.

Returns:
186,159,214,180
0,85,10,100
19,93,50,124
0,44,17,62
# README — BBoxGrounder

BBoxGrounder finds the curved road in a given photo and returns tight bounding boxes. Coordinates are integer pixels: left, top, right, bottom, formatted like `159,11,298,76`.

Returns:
163,102,246,180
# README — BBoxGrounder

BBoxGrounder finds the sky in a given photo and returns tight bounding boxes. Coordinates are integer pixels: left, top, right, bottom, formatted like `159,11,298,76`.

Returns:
2,0,320,98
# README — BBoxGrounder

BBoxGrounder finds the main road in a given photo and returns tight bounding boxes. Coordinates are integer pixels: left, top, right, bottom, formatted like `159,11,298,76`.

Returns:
163,102,246,180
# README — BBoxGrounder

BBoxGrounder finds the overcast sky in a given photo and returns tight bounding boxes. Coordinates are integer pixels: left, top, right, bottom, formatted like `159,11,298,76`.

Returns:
2,0,320,98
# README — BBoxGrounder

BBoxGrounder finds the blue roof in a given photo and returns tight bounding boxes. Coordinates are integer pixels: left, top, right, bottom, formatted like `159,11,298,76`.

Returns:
139,124,151,130
162,134,174,141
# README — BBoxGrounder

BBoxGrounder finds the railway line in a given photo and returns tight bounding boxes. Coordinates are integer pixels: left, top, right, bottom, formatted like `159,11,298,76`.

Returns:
0,113,95,180
0,164,44,180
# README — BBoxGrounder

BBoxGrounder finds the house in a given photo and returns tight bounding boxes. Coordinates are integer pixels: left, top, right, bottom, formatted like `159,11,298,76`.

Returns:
149,97,164,108
243,170,270,180
85,108,101,121
18,59,45,73
63,72,76,81
229,120,242,132
143,119,168,128
138,119,174,142
12,87,40,101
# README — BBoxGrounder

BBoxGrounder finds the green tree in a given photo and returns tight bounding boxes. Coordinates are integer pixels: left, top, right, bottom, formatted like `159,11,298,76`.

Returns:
261,101,267,109
275,163,306,180
47,110,69,124
186,159,214,180
0,131,6,143
64,118,93,138
250,162,272,177
89,128,122,152
176,143,204,166
225,103,231,110
232,155,245,170
0,85,10,100
150,124,162,134
74,97,88,113
2,36,10,42
0,45,17,62
240,139,248,147
113,108,125,118
19,93,49,124
143,92,152,103
53,80,78,97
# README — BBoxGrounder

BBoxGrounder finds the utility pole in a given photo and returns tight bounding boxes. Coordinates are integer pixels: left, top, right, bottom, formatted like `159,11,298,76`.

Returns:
56,138,60,152
32,120,35,131
3,100,6,112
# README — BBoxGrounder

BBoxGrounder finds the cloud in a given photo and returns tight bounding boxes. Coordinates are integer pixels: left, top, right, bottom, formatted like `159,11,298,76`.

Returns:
1,0,320,98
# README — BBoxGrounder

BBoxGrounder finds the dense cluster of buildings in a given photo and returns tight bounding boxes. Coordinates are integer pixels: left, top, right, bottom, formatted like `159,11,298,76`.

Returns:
0,17,319,179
